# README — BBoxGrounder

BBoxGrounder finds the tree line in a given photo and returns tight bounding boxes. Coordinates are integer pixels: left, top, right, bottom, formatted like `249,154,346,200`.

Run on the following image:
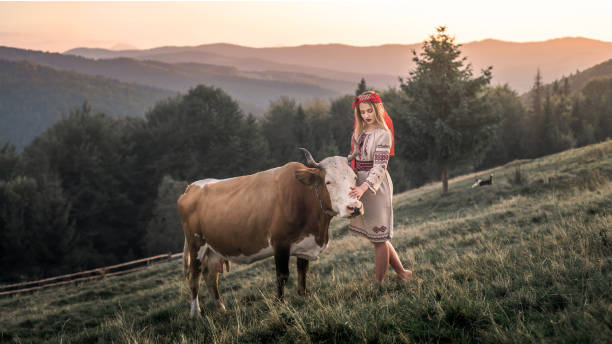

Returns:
1,27,611,282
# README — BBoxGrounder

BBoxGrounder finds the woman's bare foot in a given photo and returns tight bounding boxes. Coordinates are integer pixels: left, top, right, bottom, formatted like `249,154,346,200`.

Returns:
398,269,412,281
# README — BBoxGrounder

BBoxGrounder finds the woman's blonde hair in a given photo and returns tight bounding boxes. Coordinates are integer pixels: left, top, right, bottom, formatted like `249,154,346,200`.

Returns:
353,91,389,139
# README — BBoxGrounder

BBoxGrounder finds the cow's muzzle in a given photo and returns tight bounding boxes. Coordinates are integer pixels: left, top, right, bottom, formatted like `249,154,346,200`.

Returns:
346,203,364,217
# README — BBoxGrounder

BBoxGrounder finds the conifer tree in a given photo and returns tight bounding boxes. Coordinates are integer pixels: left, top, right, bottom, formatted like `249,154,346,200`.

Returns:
563,78,570,96
527,69,546,157
478,85,528,169
294,105,311,150
400,26,495,193
355,78,368,96
532,69,543,117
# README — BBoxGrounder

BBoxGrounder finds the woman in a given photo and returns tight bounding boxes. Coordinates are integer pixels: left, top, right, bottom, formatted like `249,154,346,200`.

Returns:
348,91,412,283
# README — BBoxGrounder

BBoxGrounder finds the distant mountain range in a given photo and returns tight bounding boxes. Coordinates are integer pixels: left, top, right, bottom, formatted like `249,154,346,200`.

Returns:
0,46,352,115
65,37,612,93
65,44,398,92
0,59,175,149
2,37,611,116
2,37,612,148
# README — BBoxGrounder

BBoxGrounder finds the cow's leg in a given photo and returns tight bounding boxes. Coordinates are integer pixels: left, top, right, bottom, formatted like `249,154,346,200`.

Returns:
203,253,226,311
297,257,309,296
274,246,290,301
216,260,231,273
182,237,190,280
187,248,203,318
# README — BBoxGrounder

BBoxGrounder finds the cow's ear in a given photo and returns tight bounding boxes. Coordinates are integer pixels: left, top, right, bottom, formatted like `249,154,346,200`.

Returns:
295,168,321,185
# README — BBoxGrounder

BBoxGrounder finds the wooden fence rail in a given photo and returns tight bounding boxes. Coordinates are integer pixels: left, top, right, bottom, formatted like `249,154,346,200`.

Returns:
0,252,183,297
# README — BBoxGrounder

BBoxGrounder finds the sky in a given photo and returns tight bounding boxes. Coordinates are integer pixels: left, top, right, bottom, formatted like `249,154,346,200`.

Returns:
1,1,612,52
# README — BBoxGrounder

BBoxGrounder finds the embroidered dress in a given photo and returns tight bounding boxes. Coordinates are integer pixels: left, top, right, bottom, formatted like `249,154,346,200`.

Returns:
349,128,393,242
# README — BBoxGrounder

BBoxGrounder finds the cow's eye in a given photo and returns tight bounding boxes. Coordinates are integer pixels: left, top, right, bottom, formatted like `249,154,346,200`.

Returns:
326,181,332,185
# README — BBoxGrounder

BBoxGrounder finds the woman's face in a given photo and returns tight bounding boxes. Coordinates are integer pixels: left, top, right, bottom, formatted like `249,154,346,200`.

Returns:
359,102,375,126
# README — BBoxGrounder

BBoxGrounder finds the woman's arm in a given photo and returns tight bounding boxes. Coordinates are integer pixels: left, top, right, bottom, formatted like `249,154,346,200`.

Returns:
364,130,392,195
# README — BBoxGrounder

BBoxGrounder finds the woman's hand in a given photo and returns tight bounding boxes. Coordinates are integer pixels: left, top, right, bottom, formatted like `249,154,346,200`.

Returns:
349,183,369,200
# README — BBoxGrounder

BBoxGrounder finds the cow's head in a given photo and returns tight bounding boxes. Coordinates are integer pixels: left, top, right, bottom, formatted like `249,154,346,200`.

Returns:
297,148,364,218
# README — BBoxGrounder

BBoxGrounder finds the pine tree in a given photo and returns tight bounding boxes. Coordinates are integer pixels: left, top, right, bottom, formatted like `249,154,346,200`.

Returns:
478,85,528,169
400,26,495,193
541,89,554,155
294,105,311,150
541,88,575,155
532,69,543,117
527,69,546,158
563,78,570,96
356,78,368,96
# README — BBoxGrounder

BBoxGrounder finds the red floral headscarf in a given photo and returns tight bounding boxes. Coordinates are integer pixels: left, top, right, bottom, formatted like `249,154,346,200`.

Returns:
351,92,395,168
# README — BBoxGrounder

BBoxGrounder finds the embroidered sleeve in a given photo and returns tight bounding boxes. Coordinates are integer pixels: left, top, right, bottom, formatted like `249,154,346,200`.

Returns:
364,130,391,194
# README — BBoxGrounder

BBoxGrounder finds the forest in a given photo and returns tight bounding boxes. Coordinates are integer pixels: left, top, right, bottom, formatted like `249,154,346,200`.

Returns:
1,29,611,282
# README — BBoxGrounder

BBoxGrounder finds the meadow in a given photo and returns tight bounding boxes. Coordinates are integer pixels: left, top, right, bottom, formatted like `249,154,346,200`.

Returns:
1,140,611,343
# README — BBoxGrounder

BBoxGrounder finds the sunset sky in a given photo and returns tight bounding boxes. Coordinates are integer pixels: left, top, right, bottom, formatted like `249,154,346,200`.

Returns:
1,1,611,52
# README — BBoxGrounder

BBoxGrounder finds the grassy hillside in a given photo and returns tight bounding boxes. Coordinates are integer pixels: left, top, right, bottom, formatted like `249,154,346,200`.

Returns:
1,141,611,343
0,59,176,149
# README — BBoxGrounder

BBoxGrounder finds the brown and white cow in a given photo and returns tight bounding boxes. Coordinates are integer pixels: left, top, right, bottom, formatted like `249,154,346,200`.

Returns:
178,148,362,317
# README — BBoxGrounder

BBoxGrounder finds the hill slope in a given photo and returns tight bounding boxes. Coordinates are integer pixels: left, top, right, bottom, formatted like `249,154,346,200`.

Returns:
0,59,176,149
1,141,611,343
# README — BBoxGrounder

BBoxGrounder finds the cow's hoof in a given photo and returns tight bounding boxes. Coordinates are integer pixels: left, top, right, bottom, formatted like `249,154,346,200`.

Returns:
190,299,201,318
208,300,226,312
189,309,202,318
297,289,307,296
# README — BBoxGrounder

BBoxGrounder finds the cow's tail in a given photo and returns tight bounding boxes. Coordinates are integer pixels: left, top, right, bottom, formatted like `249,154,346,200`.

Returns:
183,237,190,280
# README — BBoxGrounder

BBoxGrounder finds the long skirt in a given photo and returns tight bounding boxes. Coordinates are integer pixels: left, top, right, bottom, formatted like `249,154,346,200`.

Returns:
348,170,393,242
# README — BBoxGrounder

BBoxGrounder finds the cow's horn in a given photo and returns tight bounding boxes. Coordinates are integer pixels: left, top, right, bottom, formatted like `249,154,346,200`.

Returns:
298,148,321,168
347,136,359,162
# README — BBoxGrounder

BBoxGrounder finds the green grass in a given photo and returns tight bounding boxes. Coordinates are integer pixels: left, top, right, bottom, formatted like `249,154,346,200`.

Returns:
2,141,611,343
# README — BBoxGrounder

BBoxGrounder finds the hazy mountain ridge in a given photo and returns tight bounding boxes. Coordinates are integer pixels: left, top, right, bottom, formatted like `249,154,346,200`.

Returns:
460,37,612,92
66,37,612,93
0,46,345,115
66,45,399,91
0,59,176,149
